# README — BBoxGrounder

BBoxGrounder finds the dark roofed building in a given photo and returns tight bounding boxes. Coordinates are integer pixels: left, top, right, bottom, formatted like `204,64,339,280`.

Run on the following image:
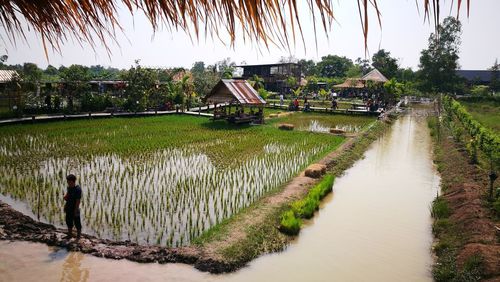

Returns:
235,63,302,94
456,70,496,85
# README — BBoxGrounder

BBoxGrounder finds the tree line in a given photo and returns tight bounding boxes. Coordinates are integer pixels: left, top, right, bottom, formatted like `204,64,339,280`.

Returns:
0,16,498,118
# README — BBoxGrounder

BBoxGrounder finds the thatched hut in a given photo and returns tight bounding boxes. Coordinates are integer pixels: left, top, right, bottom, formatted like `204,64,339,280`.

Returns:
205,79,266,124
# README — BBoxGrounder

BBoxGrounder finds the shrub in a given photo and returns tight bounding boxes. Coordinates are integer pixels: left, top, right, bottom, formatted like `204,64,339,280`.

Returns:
279,210,301,235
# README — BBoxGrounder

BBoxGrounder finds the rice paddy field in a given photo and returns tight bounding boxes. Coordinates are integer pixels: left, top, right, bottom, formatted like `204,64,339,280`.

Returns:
0,114,373,247
460,99,500,133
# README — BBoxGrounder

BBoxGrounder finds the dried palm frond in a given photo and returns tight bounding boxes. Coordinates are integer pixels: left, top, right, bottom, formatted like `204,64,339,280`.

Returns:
0,0,470,58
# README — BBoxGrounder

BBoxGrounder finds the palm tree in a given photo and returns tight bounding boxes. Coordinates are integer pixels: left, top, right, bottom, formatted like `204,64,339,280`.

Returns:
249,75,265,91
178,74,194,109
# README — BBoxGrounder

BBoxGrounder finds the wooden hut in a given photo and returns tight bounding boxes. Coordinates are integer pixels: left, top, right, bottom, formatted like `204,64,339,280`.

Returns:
205,79,266,124
334,68,388,89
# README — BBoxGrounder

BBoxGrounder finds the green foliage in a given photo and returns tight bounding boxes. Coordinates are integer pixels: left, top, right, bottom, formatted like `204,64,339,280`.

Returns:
371,49,399,79
490,59,500,93
418,17,464,94
443,96,500,169
345,64,362,78
383,78,404,100
120,60,158,111
257,88,270,100
470,85,490,96
279,210,301,235
280,175,334,233
285,76,298,89
191,61,220,98
249,75,265,90
316,55,353,78
431,196,450,219
466,137,479,164
432,218,451,236
298,59,317,76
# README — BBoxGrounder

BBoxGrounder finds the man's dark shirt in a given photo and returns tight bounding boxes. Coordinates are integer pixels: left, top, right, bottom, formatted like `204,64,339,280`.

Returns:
64,185,82,214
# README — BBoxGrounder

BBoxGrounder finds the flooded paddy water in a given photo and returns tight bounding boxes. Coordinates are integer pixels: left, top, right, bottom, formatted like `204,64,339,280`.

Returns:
0,110,440,281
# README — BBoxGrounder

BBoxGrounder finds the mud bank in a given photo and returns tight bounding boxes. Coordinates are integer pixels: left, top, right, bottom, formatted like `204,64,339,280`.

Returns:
0,201,239,273
428,114,500,280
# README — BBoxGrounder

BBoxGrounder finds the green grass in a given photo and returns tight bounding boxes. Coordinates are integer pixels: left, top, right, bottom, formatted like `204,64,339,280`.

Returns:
431,196,451,219
279,210,301,235
280,174,335,233
461,100,500,133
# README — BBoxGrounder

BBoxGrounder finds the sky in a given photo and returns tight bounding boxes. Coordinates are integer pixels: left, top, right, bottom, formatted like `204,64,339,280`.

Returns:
0,0,499,71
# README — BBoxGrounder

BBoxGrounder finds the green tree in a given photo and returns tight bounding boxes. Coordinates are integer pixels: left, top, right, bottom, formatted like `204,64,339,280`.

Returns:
59,64,91,112
216,58,235,79
286,76,298,90
371,49,398,79
298,59,316,76
490,59,500,93
345,64,362,78
418,17,463,94
22,63,43,84
316,55,353,78
355,57,372,75
249,75,265,90
191,62,220,98
121,60,158,112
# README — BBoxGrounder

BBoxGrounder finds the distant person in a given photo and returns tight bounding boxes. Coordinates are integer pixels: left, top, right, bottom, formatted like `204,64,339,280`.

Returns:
64,174,82,239
293,98,299,111
330,90,337,100
279,94,284,106
331,99,338,110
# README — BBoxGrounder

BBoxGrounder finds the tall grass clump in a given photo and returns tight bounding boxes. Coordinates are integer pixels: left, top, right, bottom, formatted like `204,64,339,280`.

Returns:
279,175,334,234
279,210,301,235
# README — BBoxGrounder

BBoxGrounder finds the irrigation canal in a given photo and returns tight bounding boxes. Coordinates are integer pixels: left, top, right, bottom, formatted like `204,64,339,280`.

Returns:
0,110,440,281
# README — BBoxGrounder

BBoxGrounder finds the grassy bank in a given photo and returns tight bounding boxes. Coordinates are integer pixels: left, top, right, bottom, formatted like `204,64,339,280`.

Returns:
427,115,500,281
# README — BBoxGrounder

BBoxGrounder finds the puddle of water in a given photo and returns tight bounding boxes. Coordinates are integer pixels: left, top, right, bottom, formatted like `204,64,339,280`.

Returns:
0,111,439,282
298,120,362,133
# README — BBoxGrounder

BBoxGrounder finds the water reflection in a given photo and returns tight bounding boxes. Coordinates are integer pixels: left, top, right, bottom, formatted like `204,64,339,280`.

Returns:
60,253,89,282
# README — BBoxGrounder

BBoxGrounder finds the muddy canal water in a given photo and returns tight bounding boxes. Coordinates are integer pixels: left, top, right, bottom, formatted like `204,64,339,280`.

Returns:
0,111,440,282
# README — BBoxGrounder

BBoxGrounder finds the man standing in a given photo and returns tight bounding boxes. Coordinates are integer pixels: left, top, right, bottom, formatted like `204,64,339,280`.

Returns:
63,174,82,239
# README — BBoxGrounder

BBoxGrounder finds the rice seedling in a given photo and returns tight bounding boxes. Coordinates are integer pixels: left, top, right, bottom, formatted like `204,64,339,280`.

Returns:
0,115,350,247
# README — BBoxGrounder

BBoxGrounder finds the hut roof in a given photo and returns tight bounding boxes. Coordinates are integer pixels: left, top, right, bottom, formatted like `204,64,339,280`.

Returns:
206,79,266,105
333,78,365,89
361,68,388,83
0,70,19,83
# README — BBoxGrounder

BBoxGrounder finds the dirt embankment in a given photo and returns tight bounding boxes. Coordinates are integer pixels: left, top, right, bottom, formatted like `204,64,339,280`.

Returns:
0,120,387,274
432,125,500,280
